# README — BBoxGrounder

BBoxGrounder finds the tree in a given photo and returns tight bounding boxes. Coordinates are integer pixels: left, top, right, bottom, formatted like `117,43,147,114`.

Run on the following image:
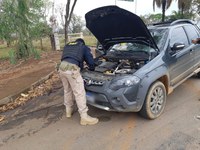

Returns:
190,0,200,18
0,0,50,59
30,22,52,50
153,0,173,22
35,0,54,51
56,4,65,28
69,14,84,33
176,0,191,18
140,13,170,24
169,10,182,20
0,1,16,47
64,0,77,44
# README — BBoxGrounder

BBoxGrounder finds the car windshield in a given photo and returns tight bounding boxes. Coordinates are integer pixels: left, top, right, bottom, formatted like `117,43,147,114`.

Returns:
149,28,168,50
108,28,168,53
109,42,153,53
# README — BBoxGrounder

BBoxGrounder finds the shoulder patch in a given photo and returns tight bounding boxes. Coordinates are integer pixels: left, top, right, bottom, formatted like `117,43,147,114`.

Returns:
68,41,78,45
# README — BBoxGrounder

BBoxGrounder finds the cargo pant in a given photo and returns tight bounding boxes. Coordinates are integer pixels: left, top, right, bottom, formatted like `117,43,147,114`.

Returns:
59,61,88,114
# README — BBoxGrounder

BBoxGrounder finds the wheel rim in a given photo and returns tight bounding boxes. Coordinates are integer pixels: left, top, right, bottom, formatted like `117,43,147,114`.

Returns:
150,86,164,114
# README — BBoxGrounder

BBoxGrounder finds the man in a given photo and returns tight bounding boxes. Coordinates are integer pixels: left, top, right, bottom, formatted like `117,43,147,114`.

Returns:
59,38,98,125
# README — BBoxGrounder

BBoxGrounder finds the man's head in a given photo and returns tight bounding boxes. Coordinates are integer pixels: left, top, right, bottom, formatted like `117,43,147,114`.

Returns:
76,38,85,45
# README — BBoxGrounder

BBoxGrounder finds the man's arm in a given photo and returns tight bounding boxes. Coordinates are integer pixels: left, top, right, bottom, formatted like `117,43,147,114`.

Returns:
84,46,95,71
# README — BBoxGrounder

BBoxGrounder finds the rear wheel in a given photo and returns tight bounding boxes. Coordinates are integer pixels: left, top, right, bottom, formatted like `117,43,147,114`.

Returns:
139,81,166,119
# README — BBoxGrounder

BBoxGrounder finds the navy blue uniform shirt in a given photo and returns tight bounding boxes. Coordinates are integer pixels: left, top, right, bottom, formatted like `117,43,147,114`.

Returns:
63,45,95,71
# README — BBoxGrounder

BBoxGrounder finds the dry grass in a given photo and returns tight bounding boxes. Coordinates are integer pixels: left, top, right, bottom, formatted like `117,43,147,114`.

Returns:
0,44,11,60
0,35,97,60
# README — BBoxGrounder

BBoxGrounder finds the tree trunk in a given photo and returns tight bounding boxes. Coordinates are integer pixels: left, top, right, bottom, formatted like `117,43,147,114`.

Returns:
162,0,166,22
40,38,43,50
181,3,184,18
64,0,77,45
64,22,69,44
50,34,55,51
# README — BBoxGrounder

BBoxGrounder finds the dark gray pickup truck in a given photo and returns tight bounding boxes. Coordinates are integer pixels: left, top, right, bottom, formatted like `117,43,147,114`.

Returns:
82,6,200,119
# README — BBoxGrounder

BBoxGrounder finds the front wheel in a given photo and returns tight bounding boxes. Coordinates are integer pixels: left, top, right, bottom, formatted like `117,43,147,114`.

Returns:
139,81,166,119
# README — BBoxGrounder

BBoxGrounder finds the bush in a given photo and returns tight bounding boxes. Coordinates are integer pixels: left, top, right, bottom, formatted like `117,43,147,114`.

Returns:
31,48,41,60
8,49,17,64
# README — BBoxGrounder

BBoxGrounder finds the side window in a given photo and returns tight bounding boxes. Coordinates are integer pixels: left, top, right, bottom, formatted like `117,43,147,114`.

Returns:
184,25,200,43
170,27,189,48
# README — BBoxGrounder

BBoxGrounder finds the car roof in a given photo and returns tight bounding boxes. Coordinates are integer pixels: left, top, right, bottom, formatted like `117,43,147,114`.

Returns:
148,19,195,29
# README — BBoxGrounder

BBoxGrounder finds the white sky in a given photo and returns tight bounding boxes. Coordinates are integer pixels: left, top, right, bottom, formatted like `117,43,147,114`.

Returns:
55,0,178,19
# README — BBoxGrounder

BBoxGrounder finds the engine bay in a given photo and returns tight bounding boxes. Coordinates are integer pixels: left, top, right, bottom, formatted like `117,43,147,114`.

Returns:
82,46,157,86
94,58,147,75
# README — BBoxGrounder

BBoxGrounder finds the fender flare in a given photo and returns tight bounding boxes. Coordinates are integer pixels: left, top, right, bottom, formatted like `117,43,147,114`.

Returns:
136,65,169,111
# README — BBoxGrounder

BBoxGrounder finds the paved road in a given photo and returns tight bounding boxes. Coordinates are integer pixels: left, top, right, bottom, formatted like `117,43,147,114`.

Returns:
0,77,200,150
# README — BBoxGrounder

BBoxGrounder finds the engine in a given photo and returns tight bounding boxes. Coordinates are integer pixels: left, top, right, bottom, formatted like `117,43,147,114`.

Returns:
94,59,146,75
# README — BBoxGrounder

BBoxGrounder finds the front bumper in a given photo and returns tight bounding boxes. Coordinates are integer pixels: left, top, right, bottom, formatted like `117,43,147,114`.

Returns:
86,85,141,112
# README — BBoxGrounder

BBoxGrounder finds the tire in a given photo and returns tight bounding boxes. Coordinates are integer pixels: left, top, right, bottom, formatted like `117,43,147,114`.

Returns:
139,81,167,119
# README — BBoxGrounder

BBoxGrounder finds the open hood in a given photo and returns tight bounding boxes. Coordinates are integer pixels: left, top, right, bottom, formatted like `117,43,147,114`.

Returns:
85,6,158,50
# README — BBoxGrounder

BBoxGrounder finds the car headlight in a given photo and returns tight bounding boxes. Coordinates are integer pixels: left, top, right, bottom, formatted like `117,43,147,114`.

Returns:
109,76,140,90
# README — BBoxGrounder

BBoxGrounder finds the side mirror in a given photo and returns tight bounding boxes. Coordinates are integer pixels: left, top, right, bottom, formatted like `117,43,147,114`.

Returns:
171,43,185,51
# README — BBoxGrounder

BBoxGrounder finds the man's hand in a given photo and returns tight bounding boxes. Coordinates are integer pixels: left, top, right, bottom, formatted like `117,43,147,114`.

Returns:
192,38,200,44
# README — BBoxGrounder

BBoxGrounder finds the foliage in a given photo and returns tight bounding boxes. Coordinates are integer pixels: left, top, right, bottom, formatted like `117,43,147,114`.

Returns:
190,0,200,19
30,22,52,40
31,48,40,59
8,49,16,64
176,0,192,18
177,0,191,10
141,13,163,24
0,1,16,46
0,0,51,60
169,10,194,20
69,14,84,33
153,0,173,22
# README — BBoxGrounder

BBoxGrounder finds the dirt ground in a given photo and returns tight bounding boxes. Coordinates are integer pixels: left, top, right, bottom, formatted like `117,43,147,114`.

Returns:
0,76,200,150
0,51,61,100
0,49,200,150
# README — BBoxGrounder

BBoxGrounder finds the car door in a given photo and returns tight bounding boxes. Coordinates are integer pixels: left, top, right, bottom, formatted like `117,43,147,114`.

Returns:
168,26,195,86
184,25,200,69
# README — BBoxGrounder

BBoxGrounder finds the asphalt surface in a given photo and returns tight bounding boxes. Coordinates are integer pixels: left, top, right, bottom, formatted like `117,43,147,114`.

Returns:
0,76,200,150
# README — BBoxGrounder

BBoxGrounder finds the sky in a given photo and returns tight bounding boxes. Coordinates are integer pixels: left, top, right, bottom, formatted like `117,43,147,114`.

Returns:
55,0,178,19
